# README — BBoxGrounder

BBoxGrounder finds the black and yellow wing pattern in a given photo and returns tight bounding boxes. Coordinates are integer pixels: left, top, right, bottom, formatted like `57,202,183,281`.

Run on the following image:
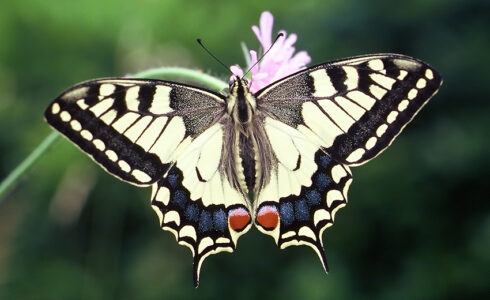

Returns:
45,54,442,286
253,54,442,271
45,79,253,285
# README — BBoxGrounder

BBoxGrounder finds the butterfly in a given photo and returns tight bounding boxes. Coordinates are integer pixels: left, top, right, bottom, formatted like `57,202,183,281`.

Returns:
45,54,442,286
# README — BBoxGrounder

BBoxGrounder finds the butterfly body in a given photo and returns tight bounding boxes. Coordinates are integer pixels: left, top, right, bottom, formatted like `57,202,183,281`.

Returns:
45,54,442,286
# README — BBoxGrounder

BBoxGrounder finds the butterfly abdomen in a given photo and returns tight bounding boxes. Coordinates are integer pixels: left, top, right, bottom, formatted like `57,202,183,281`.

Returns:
239,133,256,194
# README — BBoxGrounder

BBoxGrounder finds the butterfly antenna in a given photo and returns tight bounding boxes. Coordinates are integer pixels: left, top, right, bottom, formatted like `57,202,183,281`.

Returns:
197,38,231,74
242,32,284,79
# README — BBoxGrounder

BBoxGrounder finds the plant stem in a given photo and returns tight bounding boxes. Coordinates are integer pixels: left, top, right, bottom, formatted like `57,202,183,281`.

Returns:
0,131,60,199
0,68,227,201
132,67,227,90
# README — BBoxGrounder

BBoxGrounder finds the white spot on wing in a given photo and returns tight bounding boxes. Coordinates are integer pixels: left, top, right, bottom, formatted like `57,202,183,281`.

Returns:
425,69,434,80
132,169,151,183
216,237,231,244
179,225,197,241
313,209,331,226
76,99,89,110
112,112,140,133
70,120,81,131
51,103,60,114
282,231,296,239
298,227,316,241
198,236,214,254
118,160,131,173
346,91,376,110
93,139,105,151
376,124,388,137
155,186,170,205
369,85,387,100
408,88,418,100
125,86,140,111
365,136,377,150
310,69,337,97
342,66,359,90
346,148,365,163
370,73,396,89
105,150,118,162
368,59,384,71
150,85,173,114
331,165,347,183
163,210,180,226
326,190,343,207
89,98,114,117
99,84,116,96
387,111,399,124
397,70,408,80
80,129,93,141
416,78,427,89
60,111,71,122
398,100,409,112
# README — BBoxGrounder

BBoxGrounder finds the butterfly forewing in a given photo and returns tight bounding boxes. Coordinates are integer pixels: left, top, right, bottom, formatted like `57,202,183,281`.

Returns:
45,78,226,185
257,54,442,166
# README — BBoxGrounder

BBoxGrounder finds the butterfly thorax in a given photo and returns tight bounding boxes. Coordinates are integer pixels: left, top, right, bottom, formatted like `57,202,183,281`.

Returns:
227,76,257,126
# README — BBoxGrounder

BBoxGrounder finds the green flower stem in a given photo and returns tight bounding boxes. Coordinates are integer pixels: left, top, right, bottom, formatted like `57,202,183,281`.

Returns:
132,67,227,90
0,131,60,199
0,67,227,201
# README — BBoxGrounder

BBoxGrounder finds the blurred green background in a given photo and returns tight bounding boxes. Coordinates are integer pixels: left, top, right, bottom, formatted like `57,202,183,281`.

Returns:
0,0,489,299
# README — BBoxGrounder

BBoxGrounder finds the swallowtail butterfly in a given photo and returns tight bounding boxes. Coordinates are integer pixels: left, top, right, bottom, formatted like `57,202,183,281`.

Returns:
45,54,442,286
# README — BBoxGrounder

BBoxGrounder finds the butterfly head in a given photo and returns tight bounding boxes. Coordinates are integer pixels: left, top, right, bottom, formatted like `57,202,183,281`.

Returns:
227,76,256,124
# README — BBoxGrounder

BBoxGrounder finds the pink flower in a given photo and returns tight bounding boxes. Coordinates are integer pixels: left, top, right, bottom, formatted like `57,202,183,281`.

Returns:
230,11,311,93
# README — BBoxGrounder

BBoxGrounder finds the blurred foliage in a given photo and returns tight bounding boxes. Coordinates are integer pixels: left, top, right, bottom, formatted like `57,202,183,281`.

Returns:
0,0,489,299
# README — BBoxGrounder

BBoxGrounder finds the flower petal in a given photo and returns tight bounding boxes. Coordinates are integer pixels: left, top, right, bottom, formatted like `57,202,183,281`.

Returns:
252,11,274,49
231,11,311,92
230,65,244,77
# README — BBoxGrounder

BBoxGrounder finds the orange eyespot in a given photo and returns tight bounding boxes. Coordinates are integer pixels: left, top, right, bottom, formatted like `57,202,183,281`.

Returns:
228,207,251,232
256,205,279,230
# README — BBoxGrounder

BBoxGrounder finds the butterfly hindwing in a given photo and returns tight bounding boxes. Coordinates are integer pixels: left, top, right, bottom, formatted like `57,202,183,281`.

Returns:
150,123,252,286
257,54,442,166
45,78,226,185
254,117,352,271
